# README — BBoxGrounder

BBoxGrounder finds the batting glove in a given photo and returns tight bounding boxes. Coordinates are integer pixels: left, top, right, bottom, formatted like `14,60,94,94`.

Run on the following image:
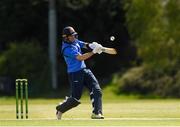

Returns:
92,44,103,54
89,42,100,49
97,46,103,54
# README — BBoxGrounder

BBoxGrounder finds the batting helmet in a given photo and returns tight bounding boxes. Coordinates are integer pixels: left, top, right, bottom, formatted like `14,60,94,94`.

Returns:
62,26,78,37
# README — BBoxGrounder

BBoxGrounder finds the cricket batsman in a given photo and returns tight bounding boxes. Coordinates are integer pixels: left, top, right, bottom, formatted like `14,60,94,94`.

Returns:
56,26,104,119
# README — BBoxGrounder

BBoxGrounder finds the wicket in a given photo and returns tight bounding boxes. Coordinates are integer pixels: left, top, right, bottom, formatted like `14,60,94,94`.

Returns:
15,79,28,119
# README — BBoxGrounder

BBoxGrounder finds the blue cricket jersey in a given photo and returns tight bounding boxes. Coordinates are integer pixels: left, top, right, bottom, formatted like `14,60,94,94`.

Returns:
61,39,86,73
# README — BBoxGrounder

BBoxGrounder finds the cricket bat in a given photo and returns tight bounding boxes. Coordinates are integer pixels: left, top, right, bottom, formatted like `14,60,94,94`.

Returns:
101,47,117,55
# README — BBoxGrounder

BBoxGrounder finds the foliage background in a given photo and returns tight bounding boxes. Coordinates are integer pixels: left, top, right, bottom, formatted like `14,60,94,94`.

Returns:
0,0,179,97
113,0,180,97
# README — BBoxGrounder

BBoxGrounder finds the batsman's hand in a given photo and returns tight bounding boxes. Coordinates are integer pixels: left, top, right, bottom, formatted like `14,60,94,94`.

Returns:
92,43,103,54
89,42,103,49
89,42,97,49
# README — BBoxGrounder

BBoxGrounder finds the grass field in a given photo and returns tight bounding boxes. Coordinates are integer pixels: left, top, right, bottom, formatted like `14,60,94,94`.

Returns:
0,97,180,126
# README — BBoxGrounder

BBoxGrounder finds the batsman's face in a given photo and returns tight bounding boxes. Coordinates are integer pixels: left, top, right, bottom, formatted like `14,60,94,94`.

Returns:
67,35,76,42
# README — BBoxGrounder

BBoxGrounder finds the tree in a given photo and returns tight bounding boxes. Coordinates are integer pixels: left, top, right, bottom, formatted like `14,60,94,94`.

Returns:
114,0,180,97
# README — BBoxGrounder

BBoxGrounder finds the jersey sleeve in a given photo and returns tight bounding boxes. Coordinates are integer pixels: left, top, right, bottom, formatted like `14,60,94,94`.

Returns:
78,40,85,48
63,46,80,58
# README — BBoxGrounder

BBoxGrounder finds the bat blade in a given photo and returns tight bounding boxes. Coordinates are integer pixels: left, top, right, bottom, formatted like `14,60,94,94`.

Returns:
101,47,117,55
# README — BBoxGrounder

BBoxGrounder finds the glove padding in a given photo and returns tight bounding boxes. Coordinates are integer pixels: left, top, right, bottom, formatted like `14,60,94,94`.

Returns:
89,42,98,49
92,43,103,54
96,46,103,54
89,42,103,54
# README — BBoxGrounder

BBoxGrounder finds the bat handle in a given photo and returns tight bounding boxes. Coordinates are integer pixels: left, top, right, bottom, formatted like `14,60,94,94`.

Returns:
101,47,105,52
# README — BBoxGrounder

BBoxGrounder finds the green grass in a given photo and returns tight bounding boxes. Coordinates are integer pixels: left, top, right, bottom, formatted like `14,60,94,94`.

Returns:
0,97,180,126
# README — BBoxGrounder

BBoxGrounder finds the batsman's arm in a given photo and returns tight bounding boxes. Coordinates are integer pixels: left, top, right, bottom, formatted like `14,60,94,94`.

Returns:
83,42,93,50
76,52,94,61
